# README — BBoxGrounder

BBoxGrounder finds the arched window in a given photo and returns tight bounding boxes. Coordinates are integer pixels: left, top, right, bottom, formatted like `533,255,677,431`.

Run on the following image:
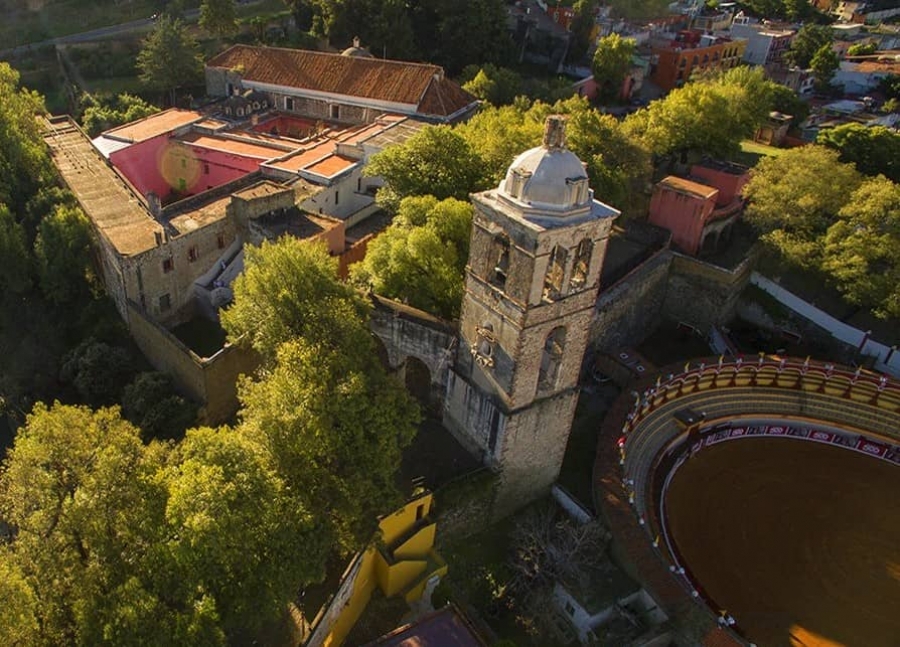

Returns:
568,238,592,291
538,327,566,391
543,245,567,302
489,234,510,290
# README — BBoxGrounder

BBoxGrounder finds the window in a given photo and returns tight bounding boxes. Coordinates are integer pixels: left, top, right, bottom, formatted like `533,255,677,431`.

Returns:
236,107,244,117
488,234,510,289
162,258,174,273
330,104,340,120
285,97,294,111
203,163,210,175
569,238,592,291
538,327,566,391
159,293,171,312
357,177,362,192
542,245,567,302
224,107,232,116
217,234,226,249
188,245,199,262
334,190,339,206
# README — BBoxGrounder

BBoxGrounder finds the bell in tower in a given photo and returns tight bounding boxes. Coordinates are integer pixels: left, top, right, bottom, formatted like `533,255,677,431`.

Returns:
443,115,620,517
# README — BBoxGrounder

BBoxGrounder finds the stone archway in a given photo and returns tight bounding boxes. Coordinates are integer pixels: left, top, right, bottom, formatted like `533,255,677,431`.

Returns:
404,356,432,406
372,334,390,370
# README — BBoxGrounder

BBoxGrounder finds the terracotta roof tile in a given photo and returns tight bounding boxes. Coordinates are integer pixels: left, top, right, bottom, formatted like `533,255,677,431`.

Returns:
207,45,476,118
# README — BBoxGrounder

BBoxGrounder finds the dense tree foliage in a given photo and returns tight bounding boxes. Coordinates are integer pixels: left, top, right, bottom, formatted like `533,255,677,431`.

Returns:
566,0,599,64
817,123,900,183
137,17,204,104
199,0,238,37
33,204,97,306
0,403,319,645
591,33,636,101
351,196,473,319
822,177,900,319
121,372,197,441
0,204,32,295
224,239,419,550
607,0,670,19
461,64,523,106
80,93,158,137
366,126,488,210
744,146,861,266
624,66,775,160
810,43,839,92
785,24,833,69
0,63,52,215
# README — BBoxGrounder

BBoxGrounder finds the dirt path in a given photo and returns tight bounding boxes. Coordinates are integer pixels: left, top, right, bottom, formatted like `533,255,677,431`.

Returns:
665,439,900,647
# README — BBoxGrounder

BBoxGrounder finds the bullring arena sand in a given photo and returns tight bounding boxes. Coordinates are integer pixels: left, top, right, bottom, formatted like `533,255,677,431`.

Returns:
664,438,900,647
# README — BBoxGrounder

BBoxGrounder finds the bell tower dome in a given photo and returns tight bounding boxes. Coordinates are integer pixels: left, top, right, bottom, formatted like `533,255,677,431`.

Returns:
443,115,620,516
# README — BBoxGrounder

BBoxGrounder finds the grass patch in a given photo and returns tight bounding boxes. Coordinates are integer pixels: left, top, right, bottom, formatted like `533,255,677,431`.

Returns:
733,139,787,166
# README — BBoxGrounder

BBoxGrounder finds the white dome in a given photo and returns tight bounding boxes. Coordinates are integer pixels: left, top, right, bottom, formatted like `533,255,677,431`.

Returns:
498,116,590,213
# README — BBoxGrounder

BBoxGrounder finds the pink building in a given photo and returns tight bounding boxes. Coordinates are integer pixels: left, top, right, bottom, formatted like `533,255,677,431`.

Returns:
648,161,749,256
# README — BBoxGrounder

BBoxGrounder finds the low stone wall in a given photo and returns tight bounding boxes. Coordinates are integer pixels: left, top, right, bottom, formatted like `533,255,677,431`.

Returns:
662,252,753,331
126,302,259,424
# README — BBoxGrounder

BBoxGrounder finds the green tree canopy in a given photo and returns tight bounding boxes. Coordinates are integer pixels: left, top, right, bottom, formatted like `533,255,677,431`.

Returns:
199,0,238,37
33,203,97,306
137,17,204,104
80,93,159,138
786,24,833,69
607,0,670,19
623,67,775,159
225,238,420,550
121,371,198,440
743,145,862,268
351,196,473,319
810,43,839,92
311,0,418,60
822,176,900,319
0,63,52,215
220,239,370,361
817,123,900,183
0,203,32,295
456,103,544,185
566,0,599,64
365,126,489,210
591,33,636,101
461,64,523,106
0,402,323,645
59,339,135,407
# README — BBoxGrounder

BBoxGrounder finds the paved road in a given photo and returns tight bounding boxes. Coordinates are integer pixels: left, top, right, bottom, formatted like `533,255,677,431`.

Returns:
0,9,201,58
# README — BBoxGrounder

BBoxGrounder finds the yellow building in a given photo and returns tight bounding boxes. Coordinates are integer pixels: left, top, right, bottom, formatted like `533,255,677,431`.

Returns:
306,491,447,647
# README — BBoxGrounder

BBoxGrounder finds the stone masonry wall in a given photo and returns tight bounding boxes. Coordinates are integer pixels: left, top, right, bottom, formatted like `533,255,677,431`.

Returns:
591,249,672,353
662,252,753,331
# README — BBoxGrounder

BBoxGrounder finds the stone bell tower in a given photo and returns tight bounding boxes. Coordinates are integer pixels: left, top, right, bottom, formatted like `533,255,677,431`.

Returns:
444,115,619,516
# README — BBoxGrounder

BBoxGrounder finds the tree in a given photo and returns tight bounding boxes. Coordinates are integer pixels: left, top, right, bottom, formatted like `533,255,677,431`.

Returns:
822,176,900,319
365,126,489,210
121,371,197,440
847,41,877,56
0,550,39,646
225,238,420,550
784,0,812,21
220,239,371,362
591,33,636,102
0,63,52,215
817,123,900,183
607,0,670,19
743,145,862,268
566,0,598,64
137,17,204,104
33,204,96,306
623,68,775,160
810,43,839,93
80,93,159,138
59,339,135,406
160,426,321,640
785,24,832,69
312,0,418,60
199,0,238,37
351,196,473,319
283,0,316,31
461,64,523,106
0,203,32,295
770,82,809,124
0,402,323,645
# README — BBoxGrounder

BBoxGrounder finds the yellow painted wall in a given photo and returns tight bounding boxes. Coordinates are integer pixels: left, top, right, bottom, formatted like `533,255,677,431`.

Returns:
308,492,443,647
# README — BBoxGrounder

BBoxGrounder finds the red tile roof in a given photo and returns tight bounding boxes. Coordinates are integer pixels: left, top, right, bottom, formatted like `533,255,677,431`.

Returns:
207,45,476,119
